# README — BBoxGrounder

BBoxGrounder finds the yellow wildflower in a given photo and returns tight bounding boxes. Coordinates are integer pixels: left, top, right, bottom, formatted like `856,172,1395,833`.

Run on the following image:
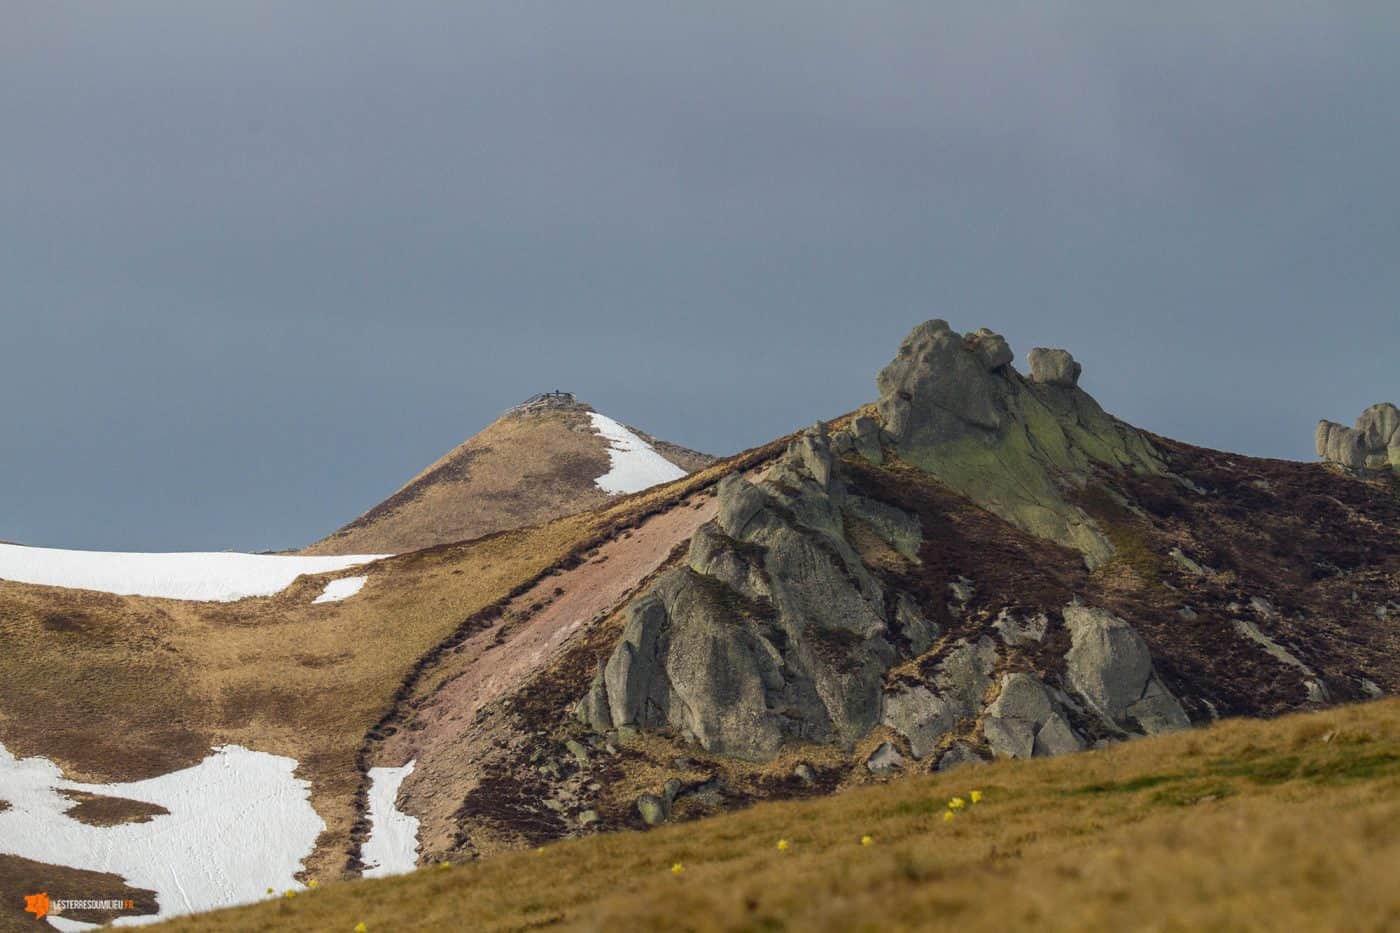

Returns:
943,810,955,822
265,888,274,896
307,880,318,889
970,790,983,804
671,862,684,875
860,835,874,846
438,861,452,871
948,797,966,810
355,925,368,933
283,890,296,899
776,839,789,851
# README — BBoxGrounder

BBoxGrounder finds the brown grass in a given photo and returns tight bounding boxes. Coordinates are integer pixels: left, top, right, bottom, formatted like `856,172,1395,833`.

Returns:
155,698,1400,932
0,435,786,888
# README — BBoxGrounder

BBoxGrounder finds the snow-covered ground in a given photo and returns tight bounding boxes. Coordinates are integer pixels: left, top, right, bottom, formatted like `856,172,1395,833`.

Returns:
589,413,688,495
0,742,325,926
312,575,368,604
360,761,420,878
0,543,388,602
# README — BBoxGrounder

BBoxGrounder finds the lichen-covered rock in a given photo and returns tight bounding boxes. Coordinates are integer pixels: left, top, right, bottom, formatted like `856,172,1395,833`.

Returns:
843,495,922,562
849,415,885,464
893,594,938,657
636,794,668,826
1063,605,1189,735
1026,347,1082,387
981,673,1083,759
873,320,1164,567
881,685,954,760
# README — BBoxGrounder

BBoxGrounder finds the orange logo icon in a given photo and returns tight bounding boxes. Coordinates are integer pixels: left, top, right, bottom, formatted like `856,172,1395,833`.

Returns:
24,892,50,920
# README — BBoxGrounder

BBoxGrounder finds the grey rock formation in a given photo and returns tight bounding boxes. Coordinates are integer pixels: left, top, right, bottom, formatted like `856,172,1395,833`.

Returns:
873,320,1164,567
581,425,898,761
992,608,1047,646
981,673,1083,759
893,594,939,657
936,743,985,771
1317,402,1400,471
1063,605,1189,735
881,637,998,759
844,495,923,562
1026,348,1082,387
866,742,904,774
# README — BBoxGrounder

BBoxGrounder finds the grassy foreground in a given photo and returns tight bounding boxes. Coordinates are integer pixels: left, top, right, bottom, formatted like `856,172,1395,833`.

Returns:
161,699,1400,932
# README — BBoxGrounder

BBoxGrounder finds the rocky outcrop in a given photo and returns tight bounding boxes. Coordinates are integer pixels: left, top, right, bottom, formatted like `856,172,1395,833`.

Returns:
1317,402,1400,471
1063,605,1189,736
872,320,1164,567
982,673,1083,759
1026,348,1082,387
579,424,912,760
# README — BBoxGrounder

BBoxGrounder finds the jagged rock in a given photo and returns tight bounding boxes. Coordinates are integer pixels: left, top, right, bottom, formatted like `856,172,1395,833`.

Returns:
1231,618,1331,703
1317,403,1400,471
947,577,974,605
1026,348,1082,387
981,673,1083,759
578,809,600,827
865,742,904,774
850,415,885,464
936,743,985,771
636,794,668,826
1169,548,1208,577
882,685,954,760
565,739,590,765
873,320,1164,567
793,763,816,786
844,496,922,562
894,594,939,656
992,608,1047,646
584,439,896,761
1063,605,1189,735
882,636,998,758
662,779,684,805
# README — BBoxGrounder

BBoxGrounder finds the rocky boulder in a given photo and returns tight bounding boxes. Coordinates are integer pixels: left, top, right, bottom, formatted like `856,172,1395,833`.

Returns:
982,673,1083,759
1063,605,1189,735
1026,348,1082,387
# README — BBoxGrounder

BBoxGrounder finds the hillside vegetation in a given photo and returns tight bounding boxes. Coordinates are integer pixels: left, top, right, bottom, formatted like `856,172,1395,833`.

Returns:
159,698,1400,932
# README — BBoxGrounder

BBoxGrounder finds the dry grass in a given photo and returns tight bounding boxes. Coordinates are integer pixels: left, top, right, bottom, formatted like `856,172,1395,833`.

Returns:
0,439,782,888
158,699,1400,932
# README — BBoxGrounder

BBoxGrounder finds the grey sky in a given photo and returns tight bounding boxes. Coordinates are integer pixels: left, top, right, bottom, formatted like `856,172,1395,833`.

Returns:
3,3,1397,551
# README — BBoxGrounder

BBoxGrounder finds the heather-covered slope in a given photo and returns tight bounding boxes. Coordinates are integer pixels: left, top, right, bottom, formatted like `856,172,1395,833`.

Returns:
305,392,712,556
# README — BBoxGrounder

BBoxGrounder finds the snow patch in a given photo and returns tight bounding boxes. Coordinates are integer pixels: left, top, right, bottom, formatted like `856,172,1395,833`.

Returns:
312,575,368,604
361,761,420,878
589,413,687,495
0,742,325,925
0,543,389,602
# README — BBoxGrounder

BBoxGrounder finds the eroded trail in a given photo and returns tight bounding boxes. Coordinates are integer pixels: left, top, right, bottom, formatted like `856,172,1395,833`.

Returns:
366,490,720,863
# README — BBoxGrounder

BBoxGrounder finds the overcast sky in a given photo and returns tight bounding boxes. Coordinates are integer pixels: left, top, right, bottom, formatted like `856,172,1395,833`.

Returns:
3,3,1397,551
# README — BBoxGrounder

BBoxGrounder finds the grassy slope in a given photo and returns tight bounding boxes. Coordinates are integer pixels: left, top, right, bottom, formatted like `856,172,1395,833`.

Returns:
161,698,1400,932
0,447,772,894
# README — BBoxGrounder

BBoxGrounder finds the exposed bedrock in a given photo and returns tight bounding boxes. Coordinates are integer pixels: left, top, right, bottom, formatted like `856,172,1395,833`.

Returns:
873,320,1165,568
1316,402,1400,471
580,425,904,760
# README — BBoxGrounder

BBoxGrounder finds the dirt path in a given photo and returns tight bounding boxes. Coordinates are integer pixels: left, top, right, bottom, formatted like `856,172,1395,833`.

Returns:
370,491,719,861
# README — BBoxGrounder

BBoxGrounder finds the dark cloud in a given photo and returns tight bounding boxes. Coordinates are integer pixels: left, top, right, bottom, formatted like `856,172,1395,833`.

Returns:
3,3,1397,549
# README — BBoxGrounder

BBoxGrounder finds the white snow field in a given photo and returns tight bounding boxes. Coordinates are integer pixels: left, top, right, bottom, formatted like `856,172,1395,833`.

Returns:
0,543,388,602
588,412,688,495
0,742,325,926
312,575,368,604
360,761,420,878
